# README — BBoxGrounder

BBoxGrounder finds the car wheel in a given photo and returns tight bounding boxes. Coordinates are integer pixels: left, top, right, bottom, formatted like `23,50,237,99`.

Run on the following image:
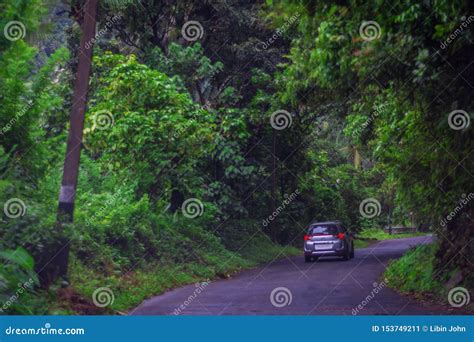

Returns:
342,248,350,261
305,255,312,263
350,243,355,258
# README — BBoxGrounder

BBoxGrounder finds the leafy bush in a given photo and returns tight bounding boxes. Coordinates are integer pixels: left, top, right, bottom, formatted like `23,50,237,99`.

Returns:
384,244,442,294
0,248,39,314
358,228,424,240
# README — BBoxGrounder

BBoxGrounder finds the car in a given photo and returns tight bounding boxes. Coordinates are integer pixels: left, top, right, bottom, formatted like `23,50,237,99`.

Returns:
303,221,355,262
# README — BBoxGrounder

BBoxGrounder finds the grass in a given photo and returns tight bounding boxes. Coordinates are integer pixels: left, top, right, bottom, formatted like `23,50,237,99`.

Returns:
8,225,300,315
357,228,426,240
384,243,473,313
384,243,442,294
353,228,428,249
66,235,300,314
354,239,370,248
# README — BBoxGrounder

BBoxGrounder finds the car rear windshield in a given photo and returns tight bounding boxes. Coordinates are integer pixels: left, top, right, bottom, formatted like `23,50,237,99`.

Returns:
308,224,339,235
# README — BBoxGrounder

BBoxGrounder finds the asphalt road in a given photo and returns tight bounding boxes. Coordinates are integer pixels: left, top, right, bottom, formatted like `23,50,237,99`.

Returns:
131,235,447,315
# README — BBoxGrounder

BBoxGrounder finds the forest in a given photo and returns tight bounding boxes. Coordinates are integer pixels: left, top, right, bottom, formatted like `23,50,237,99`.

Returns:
0,0,472,314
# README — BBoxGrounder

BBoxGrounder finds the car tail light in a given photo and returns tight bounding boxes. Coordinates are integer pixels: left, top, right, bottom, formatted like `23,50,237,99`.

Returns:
337,233,345,240
304,234,312,241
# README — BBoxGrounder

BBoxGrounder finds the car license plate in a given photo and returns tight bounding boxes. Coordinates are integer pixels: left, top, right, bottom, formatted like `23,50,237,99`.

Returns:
314,244,331,250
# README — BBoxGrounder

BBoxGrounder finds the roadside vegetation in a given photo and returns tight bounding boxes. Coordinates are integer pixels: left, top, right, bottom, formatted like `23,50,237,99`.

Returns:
353,228,428,248
359,228,425,241
71,240,299,314
1,0,472,314
385,244,442,294
3,241,299,315
384,243,473,312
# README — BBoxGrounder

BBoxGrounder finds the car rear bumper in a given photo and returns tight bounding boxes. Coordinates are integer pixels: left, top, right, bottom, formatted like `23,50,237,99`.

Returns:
304,246,345,256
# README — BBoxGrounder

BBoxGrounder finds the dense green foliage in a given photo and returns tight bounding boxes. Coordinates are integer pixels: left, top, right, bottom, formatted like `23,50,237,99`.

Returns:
0,248,39,314
384,244,443,294
266,0,473,291
1,0,472,313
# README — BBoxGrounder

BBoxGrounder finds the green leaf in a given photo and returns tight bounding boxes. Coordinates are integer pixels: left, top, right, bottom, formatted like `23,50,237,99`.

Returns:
0,248,35,271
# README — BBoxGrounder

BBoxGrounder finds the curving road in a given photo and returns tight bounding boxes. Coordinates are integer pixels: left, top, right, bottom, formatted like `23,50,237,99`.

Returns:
131,235,448,315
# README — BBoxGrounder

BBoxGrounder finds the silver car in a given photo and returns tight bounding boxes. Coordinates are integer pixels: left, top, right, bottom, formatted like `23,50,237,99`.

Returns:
304,221,355,262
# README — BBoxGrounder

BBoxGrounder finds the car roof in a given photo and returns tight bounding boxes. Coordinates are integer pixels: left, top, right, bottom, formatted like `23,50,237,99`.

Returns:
309,221,341,226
